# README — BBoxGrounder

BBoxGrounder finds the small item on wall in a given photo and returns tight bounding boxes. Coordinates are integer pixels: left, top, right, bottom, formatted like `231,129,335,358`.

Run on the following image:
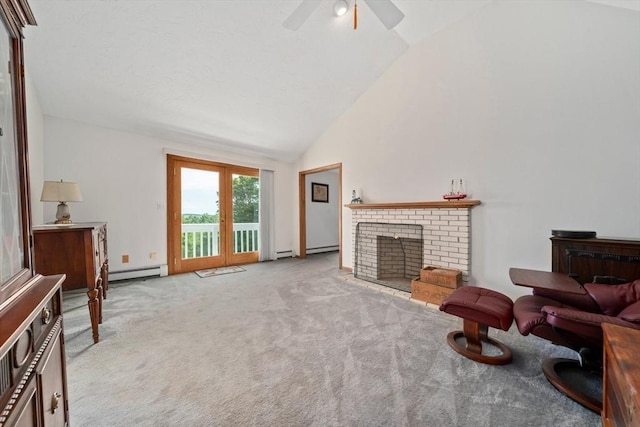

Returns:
311,182,329,203
443,178,467,200
351,189,362,204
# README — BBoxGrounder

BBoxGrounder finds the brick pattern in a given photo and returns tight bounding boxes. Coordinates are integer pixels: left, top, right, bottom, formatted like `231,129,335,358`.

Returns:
352,208,472,282
354,222,422,281
377,236,422,280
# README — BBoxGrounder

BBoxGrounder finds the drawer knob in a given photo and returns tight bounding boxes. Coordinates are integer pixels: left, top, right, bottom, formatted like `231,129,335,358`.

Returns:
51,392,61,413
41,307,52,325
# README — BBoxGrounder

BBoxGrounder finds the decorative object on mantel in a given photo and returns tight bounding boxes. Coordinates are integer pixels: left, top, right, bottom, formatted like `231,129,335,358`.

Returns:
443,178,467,200
350,189,362,204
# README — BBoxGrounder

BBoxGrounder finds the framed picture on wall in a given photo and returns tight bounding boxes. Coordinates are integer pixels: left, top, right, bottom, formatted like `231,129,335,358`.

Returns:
311,182,329,203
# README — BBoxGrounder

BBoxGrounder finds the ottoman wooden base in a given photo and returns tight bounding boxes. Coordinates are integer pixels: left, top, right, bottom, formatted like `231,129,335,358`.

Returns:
447,319,512,365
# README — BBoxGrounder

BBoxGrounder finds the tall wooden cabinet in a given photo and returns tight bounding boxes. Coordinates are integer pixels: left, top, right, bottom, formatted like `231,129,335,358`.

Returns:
0,275,69,427
33,223,109,344
0,1,71,426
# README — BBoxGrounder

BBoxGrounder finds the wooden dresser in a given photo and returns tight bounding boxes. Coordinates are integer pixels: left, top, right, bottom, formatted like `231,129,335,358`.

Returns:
32,223,109,343
602,323,640,427
0,274,69,426
551,236,640,285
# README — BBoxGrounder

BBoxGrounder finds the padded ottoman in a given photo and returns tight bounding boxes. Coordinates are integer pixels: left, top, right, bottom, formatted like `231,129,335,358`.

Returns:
439,286,514,365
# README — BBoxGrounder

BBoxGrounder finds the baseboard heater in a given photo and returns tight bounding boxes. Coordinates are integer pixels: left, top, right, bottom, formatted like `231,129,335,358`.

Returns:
306,245,339,255
277,250,294,259
109,265,167,282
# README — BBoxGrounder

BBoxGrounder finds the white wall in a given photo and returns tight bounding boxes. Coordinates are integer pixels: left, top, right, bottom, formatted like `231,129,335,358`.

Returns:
25,71,44,226
41,117,295,274
305,170,339,252
295,0,640,299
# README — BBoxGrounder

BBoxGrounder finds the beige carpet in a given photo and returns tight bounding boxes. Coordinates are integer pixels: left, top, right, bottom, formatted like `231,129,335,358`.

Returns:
61,253,600,426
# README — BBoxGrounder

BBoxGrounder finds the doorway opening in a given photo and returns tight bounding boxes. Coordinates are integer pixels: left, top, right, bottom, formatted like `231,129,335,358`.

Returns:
298,163,343,269
167,155,259,275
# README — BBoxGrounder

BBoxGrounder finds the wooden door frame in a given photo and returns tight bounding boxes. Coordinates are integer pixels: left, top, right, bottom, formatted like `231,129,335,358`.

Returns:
167,154,259,275
298,163,343,269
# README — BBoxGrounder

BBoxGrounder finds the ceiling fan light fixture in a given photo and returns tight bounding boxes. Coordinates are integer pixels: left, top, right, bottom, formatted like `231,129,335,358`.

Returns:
334,0,349,17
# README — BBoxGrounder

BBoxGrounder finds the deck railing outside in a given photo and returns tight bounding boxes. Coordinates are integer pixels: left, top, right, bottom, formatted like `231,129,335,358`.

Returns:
182,223,259,258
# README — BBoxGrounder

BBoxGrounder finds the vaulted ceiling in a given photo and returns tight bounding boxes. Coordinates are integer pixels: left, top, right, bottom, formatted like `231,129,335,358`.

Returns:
23,0,639,162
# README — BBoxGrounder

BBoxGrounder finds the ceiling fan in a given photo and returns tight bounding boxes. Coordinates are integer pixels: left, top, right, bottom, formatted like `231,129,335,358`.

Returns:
283,0,405,31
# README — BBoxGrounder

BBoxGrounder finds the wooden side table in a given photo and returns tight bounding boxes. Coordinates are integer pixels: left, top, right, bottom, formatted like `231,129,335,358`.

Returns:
32,222,109,343
602,323,640,427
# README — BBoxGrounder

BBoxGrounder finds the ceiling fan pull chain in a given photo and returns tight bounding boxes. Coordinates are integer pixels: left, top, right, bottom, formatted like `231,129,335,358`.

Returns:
353,1,358,30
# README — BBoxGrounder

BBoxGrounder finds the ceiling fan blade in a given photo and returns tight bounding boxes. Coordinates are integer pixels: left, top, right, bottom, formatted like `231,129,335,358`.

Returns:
283,0,323,31
363,0,405,30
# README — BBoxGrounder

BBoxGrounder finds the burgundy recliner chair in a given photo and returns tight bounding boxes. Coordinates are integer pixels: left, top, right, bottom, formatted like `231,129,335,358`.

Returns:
513,279,640,412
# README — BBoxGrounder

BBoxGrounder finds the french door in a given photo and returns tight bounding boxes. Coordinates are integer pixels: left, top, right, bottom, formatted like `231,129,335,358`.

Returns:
167,155,259,275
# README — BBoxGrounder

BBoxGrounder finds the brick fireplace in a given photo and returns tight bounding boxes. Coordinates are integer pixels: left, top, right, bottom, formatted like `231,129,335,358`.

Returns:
348,201,481,292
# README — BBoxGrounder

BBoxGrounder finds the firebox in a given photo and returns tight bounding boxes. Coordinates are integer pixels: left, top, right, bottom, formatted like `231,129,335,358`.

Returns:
354,222,423,292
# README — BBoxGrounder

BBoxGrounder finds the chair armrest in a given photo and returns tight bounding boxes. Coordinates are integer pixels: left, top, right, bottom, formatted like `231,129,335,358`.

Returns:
542,306,638,342
532,287,599,311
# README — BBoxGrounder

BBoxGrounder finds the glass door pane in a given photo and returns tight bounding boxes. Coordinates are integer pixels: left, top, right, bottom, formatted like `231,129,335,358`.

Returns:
181,167,220,260
0,26,24,284
231,174,259,255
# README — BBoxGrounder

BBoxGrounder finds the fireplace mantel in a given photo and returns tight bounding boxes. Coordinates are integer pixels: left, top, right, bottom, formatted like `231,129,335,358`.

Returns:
346,200,480,209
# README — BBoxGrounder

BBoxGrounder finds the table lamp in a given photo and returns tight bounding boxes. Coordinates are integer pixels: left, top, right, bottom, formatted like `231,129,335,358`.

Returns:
40,180,83,224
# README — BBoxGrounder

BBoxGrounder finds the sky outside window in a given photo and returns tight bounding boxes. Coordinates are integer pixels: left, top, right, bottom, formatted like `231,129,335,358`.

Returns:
181,168,219,215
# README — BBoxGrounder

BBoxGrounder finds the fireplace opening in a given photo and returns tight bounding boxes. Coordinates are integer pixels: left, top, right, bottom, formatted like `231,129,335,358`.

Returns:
354,222,423,292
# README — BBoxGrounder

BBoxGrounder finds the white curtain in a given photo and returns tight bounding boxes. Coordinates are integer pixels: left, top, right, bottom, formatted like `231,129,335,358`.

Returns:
259,169,276,261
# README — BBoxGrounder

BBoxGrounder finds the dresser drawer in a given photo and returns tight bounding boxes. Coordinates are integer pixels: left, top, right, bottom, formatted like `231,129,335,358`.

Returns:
3,289,62,398
31,297,56,348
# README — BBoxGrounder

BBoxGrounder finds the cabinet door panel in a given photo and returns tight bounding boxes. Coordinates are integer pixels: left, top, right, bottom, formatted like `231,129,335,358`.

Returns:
37,328,67,427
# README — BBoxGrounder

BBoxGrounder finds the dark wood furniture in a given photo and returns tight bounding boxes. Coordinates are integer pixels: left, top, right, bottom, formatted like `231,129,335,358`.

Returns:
509,267,586,294
551,236,640,285
0,1,70,426
602,323,640,427
0,274,69,426
33,223,109,343
510,267,601,412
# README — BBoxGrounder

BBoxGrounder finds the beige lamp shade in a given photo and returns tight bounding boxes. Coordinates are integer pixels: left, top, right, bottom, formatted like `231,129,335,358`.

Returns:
40,180,83,224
